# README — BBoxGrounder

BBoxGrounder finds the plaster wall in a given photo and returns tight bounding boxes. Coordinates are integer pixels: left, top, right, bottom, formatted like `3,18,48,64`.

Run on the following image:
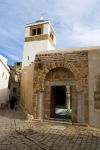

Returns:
88,50,100,128
48,40,55,50
25,26,30,37
43,24,50,35
22,40,55,67
0,55,10,106
43,24,56,45
20,63,34,114
0,55,7,64
77,92,84,123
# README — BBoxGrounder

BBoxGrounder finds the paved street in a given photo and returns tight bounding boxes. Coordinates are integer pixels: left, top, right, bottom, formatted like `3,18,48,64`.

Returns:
0,108,100,150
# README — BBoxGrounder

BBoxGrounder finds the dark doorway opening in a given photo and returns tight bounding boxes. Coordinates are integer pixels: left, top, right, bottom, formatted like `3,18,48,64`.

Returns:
55,86,66,106
50,86,72,120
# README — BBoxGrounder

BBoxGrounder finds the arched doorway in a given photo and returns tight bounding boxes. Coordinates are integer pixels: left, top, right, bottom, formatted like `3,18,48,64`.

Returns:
44,67,77,121
50,85,72,119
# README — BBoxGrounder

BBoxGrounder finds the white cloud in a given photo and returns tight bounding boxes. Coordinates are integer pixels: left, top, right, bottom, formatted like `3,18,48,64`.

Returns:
0,28,22,45
51,0,98,22
70,24,100,46
0,49,21,62
0,0,100,63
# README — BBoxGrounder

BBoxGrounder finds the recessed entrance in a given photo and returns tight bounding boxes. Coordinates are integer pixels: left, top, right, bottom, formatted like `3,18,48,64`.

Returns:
50,86,72,120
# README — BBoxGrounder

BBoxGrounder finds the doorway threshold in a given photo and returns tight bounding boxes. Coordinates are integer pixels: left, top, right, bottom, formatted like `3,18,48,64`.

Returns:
44,118,72,125
44,119,89,127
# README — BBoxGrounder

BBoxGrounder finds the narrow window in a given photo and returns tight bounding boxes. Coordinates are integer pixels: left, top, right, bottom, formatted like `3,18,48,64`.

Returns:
32,29,36,35
6,75,7,80
37,28,41,35
50,33,53,40
28,56,29,60
2,72,4,78
52,34,53,40
13,88,16,93
17,62,20,66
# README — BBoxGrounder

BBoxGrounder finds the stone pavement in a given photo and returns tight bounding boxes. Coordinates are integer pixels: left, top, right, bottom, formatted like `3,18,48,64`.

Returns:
0,108,100,150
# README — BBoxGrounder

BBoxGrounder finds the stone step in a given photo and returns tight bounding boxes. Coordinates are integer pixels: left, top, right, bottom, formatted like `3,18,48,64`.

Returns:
43,119,89,127
44,118,72,125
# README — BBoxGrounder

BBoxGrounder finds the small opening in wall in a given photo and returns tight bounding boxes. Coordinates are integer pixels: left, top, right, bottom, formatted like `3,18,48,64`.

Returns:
32,29,36,35
50,32,54,40
13,88,16,93
17,62,21,66
28,56,29,60
2,72,4,78
37,28,41,35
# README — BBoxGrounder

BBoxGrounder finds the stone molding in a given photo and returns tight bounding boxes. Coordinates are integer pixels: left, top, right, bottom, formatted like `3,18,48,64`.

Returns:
25,34,55,48
34,61,84,92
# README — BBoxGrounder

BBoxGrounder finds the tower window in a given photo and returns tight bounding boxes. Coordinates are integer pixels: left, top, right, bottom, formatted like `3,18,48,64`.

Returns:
50,32,54,40
2,72,4,78
37,28,41,35
32,29,36,35
31,27,42,36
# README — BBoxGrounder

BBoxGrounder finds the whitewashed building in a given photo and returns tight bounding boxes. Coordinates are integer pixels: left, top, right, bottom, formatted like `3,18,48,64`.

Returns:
0,55,10,108
22,17,56,68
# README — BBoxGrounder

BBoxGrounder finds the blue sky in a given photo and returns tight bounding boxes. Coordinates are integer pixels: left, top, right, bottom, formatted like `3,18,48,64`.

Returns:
0,0,100,64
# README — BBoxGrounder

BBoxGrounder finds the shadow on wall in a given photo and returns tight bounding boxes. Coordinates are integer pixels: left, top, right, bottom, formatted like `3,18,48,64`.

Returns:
0,88,9,108
0,123,99,149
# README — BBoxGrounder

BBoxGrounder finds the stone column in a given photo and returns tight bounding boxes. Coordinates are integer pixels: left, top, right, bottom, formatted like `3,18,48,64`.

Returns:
71,85,77,122
66,86,70,109
37,91,44,120
77,91,84,123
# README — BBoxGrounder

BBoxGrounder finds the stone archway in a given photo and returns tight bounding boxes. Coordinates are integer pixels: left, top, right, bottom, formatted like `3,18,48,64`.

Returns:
34,61,82,91
43,67,77,122
33,61,88,124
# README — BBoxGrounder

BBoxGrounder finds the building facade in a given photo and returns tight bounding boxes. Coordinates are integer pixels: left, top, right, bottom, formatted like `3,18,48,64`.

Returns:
9,62,22,103
20,18,100,128
0,55,10,108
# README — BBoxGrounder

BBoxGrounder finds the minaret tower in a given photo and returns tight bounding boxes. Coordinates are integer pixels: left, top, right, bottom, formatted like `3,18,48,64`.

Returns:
22,17,56,68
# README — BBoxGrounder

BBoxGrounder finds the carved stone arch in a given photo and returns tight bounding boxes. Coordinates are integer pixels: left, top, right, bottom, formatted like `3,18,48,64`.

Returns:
38,61,82,91
43,61,81,79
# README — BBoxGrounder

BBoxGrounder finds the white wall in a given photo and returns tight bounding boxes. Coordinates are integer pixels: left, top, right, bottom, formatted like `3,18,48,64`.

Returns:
0,55,10,106
43,24,50,35
88,50,100,128
48,40,55,50
25,26,30,37
0,55,7,64
22,39,55,67
43,24,56,45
